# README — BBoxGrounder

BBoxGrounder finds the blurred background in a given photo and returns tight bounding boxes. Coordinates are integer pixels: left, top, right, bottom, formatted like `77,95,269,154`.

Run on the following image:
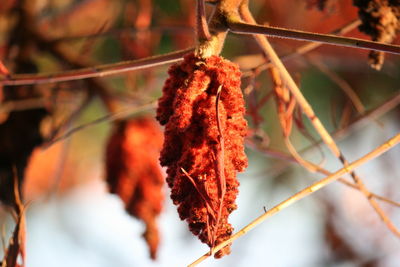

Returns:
0,0,399,266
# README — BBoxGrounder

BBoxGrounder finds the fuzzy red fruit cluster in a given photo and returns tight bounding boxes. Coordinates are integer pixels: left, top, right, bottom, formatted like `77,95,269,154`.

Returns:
156,53,248,258
105,117,164,260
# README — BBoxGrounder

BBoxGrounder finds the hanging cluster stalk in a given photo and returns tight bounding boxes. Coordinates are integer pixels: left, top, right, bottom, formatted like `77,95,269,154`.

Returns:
156,53,247,258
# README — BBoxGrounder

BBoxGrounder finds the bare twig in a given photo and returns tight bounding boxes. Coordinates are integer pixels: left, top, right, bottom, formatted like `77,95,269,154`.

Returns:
189,133,400,266
308,56,365,114
44,101,156,148
246,138,400,208
240,19,362,76
304,92,400,151
197,0,211,40
227,21,400,55
282,19,362,62
1,172,26,267
213,85,226,248
46,92,93,143
0,48,193,86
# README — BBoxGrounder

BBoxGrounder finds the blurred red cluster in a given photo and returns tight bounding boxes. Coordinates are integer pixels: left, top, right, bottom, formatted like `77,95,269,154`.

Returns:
105,116,164,260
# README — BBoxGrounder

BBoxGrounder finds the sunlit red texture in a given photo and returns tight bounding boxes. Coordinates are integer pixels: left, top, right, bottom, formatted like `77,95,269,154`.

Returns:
105,117,164,260
156,53,248,258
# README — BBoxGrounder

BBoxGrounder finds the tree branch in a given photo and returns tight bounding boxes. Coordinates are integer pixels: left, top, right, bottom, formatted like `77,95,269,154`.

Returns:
0,48,193,86
227,20,400,55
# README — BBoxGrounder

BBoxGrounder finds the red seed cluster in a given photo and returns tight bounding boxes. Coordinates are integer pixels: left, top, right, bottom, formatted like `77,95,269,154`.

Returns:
156,53,247,258
105,117,164,260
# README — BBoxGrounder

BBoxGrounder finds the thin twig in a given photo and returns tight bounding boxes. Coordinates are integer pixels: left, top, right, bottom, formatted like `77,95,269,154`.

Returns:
308,56,365,114
197,0,211,40
282,19,362,62
306,92,400,151
189,133,400,266
283,136,320,172
241,19,362,76
246,138,400,208
46,95,93,197
213,85,226,248
228,21,400,55
44,101,156,148
0,48,193,86
46,92,93,143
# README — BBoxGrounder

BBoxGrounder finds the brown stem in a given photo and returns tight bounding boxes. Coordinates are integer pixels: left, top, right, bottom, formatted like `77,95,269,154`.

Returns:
196,0,244,57
197,0,211,41
213,85,226,248
0,48,193,86
45,101,157,147
240,19,362,77
309,56,365,115
227,21,400,55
